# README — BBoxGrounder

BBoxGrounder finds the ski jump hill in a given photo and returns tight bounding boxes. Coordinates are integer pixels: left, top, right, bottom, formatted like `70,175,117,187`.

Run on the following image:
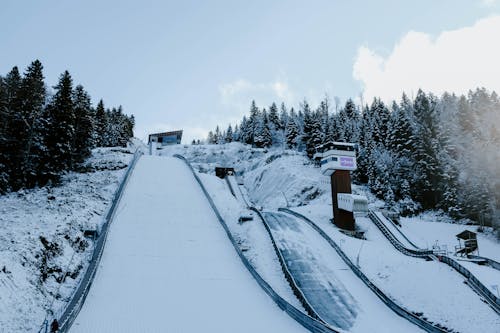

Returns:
70,155,307,332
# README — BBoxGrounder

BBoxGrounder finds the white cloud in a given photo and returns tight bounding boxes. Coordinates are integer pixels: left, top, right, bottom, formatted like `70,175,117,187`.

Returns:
353,15,500,103
219,78,295,112
482,0,498,7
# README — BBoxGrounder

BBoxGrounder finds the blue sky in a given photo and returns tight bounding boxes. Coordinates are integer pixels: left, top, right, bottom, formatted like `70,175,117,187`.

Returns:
2,0,499,142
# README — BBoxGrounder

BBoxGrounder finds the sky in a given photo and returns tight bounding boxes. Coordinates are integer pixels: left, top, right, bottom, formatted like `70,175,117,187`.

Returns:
2,0,500,143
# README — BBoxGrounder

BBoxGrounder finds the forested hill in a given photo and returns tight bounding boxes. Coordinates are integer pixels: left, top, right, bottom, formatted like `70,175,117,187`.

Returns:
206,90,499,227
0,60,134,193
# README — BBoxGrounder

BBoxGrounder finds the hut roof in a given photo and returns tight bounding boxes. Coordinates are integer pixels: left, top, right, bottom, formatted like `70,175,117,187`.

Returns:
456,230,477,240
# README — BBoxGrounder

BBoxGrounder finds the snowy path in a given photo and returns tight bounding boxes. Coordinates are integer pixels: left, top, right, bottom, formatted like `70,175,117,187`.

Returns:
262,211,422,333
71,156,307,333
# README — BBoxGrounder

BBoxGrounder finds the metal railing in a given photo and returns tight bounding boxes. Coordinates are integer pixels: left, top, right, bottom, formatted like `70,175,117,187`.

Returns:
468,255,500,271
174,154,339,333
41,150,143,333
280,208,449,333
368,210,500,314
368,210,434,258
225,176,236,197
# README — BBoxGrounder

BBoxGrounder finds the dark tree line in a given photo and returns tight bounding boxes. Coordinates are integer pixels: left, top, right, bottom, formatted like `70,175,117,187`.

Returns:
0,60,134,193
208,90,500,227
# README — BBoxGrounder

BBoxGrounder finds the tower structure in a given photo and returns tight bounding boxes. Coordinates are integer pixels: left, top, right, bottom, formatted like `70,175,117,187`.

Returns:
314,142,366,231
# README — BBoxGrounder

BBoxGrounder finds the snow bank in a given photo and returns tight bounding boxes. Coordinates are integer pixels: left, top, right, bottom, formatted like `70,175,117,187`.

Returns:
0,148,133,332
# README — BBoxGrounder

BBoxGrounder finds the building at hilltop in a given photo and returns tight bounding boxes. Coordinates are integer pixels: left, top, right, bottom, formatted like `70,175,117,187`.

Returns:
148,130,183,146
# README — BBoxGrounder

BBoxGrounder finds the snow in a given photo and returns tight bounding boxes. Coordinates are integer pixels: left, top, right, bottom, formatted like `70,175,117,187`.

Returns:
196,172,304,310
158,142,500,332
71,156,307,332
293,204,500,333
5,141,497,332
262,211,421,333
398,215,500,263
0,147,133,332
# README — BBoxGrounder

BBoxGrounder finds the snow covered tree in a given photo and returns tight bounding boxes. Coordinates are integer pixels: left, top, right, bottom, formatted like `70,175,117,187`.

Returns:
285,109,300,149
17,60,48,187
0,76,9,192
44,70,75,179
279,102,288,131
72,85,94,165
248,100,260,145
94,100,107,147
225,124,233,143
207,131,216,144
412,90,441,208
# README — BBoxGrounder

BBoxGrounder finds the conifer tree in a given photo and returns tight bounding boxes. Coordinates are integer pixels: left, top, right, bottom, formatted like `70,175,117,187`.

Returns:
2,67,22,189
268,102,281,130
412,90,441,208
279,102,288,131
285,110,299,148
72,85,94,165
18,60,47,187
0,76,9,192
44,71,75,178
248,100,260,145
94,100,107,146
225,124,233,143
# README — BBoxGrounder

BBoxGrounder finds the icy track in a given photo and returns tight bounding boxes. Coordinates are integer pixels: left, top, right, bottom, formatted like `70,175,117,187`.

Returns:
71,156,307,333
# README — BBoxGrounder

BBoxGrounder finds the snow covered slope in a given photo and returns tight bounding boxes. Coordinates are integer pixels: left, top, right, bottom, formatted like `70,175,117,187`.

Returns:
0,148,132,333
293,204,500,333
71,156,307,333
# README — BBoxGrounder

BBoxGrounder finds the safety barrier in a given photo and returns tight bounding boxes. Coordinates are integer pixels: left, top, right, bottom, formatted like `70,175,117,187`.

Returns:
225,177,236,197
174,154,339,333
368,210,500,314
40,150,143,333
381,212,421,249
249,207,326,323
368,210,434,258
280,208,449,333
468,255,500,271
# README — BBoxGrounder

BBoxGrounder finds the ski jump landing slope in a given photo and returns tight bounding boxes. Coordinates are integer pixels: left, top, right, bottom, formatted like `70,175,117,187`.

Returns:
71,156,307,333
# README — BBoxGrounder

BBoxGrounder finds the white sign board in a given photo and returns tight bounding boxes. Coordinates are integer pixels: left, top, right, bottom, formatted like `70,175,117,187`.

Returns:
321,154,357,175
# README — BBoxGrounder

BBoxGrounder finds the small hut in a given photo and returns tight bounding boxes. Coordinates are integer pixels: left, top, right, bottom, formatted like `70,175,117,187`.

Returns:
455,230,478,256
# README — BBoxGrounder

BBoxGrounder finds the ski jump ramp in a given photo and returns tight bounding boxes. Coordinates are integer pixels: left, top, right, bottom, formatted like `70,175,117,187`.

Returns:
71,156,307,333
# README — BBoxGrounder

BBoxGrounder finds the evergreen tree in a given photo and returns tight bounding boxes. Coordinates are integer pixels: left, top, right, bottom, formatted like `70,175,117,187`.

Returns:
225,124,233,143
18,60,47,187
0,76,9,192
2,67,22,190
279,102,288,131
240,116,252,144
248,100,260,145
207,131,216,144
95,100,107,146
412,90,441,208
44,70,75,178
72,85,94,165
285,110,299,148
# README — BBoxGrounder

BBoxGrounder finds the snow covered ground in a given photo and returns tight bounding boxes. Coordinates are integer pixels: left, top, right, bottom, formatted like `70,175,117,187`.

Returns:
159,142,500,332
0,147,133,332
71,155,307,333
263,211,421,333
196,172,304,310
293,204,500,333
